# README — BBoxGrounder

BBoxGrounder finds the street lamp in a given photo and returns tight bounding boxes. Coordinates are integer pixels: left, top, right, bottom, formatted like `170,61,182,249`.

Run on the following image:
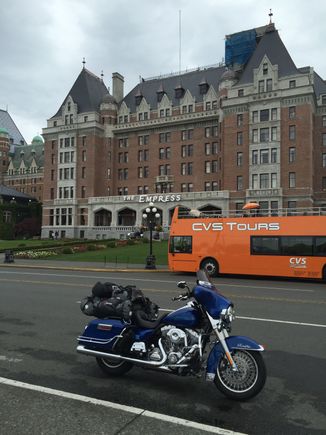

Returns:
143,202,160,269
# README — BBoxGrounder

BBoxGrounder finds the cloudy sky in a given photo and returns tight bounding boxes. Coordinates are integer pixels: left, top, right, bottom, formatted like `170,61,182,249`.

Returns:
1,0,325,143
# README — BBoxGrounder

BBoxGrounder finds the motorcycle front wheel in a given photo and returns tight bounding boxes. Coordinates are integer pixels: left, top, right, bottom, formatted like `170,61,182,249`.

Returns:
214,350,266,401
96,357,133,377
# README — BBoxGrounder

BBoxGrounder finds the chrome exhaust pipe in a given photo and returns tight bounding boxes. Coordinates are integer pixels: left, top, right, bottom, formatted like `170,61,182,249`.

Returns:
77,339,167,367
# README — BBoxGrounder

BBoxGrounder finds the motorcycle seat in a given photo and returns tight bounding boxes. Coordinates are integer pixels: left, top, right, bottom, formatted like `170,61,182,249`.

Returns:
134,311,167,329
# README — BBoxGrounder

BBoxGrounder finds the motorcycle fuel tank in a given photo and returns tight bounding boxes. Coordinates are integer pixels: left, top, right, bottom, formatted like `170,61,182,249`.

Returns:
161,306,200,328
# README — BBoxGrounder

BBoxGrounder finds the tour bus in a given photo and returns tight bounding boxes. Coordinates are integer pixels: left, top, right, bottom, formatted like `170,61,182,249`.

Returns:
168,206,326,280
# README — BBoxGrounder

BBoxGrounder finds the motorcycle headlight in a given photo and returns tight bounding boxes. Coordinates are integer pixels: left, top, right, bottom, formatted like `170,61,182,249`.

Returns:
220,305,235,323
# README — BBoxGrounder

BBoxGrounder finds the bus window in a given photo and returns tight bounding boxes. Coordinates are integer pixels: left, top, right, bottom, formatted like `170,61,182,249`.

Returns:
281,236,313,256
251,237,280,255
169,236,192,253
315,237,326,256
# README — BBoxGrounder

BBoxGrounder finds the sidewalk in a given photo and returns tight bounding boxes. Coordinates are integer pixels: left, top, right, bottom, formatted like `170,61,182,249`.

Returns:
0,377,243,435
0,252,169,273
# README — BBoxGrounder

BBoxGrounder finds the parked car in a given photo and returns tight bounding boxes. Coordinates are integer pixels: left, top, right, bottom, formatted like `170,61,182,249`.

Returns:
127,230,143,240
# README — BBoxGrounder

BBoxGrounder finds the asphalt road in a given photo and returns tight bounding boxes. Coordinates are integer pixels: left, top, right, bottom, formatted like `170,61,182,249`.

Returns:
0,266,325,434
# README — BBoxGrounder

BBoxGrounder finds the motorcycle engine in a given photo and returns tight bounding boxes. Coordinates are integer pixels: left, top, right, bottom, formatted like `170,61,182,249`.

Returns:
159,325,200,365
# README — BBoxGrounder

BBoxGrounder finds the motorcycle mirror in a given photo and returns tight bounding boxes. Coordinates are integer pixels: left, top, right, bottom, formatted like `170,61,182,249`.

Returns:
177,281,186,289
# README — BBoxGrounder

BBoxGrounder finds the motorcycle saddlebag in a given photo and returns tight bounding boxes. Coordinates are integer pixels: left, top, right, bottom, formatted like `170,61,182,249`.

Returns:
78,318,126,352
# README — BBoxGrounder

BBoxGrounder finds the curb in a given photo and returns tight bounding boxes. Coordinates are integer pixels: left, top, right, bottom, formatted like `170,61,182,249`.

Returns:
0,263,169,273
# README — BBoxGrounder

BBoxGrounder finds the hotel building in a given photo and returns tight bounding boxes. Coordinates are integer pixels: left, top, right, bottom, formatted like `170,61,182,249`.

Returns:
41,21,326,239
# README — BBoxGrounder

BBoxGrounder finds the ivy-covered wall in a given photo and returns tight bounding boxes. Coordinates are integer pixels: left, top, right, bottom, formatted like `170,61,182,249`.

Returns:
0,202,42,239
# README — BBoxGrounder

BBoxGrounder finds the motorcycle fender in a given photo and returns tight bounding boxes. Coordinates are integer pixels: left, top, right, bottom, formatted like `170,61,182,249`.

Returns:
206,335,264,381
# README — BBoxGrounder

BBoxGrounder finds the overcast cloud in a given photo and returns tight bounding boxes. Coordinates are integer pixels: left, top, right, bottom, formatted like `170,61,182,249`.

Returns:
1,0,325,143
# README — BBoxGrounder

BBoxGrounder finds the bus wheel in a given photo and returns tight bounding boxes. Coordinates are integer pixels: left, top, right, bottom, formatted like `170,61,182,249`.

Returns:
323,266,326,281
201,258,219,277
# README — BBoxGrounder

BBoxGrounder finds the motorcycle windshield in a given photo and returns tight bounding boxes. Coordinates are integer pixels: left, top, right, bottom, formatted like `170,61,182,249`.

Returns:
194,285,231,319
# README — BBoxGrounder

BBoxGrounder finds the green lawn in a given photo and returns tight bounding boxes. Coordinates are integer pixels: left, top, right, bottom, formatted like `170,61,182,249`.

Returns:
52,241,168,265
4,239,169,265
0,239,69,251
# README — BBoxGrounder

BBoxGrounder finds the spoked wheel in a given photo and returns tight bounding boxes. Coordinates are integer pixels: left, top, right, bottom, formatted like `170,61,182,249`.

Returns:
96,357,133,377
214,350,266,400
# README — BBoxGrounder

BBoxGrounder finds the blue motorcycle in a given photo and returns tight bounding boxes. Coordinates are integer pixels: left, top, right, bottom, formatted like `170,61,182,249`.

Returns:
77,270,266,400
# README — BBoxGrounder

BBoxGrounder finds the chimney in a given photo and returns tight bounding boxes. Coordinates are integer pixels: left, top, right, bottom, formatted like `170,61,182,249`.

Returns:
112,72,124,103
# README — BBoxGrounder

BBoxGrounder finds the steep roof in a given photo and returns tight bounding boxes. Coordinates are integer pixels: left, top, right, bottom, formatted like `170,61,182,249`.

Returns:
51,68,109,118
0,110,26,145
122,65,225,112
9,143,44,169
237,28,300,85
0,184,35,201
312,71,326,98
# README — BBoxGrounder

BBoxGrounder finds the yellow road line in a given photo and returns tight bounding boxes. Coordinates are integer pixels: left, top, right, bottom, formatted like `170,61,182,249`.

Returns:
1,278,325,305
0,278,89,287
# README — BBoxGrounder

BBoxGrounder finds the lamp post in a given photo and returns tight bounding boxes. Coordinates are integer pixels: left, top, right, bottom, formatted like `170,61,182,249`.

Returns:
143,202,160,269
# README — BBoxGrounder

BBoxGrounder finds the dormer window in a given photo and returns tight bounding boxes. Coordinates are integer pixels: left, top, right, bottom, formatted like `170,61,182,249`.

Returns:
199,82,209,95
67,102,71,111
157,84,165,102
322,95,326,105
258,81,264,93
289,80,296,89
263,63,268,75
157,91,164,102
135,90,143,106
175,84,184,99
135,95,143,106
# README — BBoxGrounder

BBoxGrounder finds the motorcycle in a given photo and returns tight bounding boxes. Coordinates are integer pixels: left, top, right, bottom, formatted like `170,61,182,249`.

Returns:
77,270,266,401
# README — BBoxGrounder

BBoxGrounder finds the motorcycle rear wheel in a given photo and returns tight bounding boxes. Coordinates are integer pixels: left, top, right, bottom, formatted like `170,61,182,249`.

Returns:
96,357,133,376
214,350,266,401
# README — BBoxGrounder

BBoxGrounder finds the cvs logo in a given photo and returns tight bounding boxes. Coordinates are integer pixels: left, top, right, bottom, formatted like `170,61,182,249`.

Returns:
289,257,307,268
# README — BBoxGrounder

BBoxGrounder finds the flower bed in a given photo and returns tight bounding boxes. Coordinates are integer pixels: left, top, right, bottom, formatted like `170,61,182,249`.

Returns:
14,243,107,259
72,245,87,253
14,250,59,259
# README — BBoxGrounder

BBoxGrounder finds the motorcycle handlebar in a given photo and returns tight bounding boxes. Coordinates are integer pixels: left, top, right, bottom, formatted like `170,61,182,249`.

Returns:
172,293,189,301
